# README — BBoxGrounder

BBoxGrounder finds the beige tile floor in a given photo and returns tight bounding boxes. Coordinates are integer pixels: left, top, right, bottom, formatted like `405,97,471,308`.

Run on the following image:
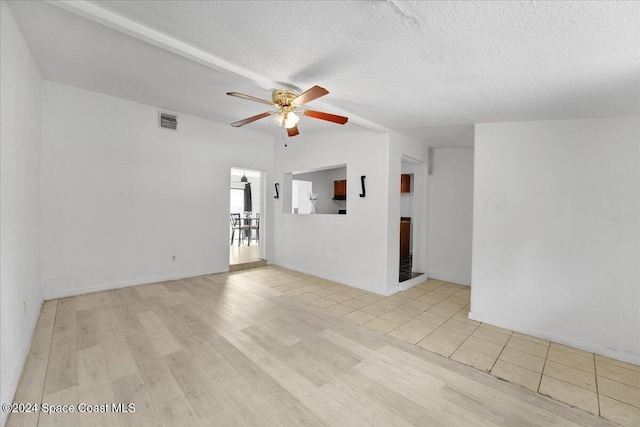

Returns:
249,268,640,426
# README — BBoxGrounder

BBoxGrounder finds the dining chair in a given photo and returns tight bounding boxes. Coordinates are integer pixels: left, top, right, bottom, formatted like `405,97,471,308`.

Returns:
230,213,249,246
250,213,260,245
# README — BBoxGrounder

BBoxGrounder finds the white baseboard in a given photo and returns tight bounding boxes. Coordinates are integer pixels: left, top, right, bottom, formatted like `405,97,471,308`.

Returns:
43,269,226,300
2,297,42,427
428,274,471,287
271,262,389,296
468,311,640,366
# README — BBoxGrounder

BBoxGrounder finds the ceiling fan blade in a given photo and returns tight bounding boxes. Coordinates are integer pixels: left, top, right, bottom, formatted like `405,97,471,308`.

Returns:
287,126,300,137
293,85,329,106
227,92,275,106
302,110,348,125
231,111,274,127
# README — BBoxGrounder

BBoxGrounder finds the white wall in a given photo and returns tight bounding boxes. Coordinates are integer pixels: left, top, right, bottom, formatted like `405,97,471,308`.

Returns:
273,131,392,294
471,117,640,364
41,82,273,299
0,3,43,425
428,148,474,286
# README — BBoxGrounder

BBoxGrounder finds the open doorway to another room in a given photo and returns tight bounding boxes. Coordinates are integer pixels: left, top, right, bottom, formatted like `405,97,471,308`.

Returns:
399,159,426,283
230,167,264,267
292,179,313,214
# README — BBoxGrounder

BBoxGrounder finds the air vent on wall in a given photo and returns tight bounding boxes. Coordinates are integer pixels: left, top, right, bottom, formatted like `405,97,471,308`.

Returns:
159,112,177,130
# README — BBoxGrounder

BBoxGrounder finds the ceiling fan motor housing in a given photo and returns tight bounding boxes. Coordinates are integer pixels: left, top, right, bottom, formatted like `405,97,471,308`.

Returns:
272,89,298,110
227,85,347,135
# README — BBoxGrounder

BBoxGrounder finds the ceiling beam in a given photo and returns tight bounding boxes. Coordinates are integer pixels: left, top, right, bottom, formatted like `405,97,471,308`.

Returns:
46,0,392,134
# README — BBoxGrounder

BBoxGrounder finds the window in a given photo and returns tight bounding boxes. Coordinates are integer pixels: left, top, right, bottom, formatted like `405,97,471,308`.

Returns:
230,189,244,214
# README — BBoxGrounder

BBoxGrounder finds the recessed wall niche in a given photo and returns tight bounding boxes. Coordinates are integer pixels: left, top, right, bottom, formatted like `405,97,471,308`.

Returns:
282,164,347,215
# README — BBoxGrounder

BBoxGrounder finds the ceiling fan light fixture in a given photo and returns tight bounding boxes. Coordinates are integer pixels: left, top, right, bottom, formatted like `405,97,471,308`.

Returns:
273,112,285,126
227,86,348,137
284,111,299,129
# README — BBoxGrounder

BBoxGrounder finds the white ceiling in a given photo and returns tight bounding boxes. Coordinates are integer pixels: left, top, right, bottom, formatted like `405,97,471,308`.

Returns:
8,1,640,147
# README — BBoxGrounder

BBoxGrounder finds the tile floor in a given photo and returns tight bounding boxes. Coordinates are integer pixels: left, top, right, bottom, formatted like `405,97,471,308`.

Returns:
241,267,640,426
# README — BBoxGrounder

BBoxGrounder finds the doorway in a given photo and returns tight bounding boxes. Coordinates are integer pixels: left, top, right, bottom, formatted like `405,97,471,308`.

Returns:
230,167,264,266
399,157,426,285
292,179,313,214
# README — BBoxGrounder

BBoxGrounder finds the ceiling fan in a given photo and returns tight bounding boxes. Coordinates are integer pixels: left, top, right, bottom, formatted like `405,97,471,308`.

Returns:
226,85,348,137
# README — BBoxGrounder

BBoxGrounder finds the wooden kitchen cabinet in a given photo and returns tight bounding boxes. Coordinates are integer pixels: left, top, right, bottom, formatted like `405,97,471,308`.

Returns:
400,219,411,258
334,180,347,199
400,174,411,193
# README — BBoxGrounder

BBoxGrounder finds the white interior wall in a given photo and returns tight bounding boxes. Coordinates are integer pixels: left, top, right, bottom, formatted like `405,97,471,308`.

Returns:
252,175,261,216
428,148,474,286
41,81,273,299
471,117,640,364
0,3,43,425
272,131,391,294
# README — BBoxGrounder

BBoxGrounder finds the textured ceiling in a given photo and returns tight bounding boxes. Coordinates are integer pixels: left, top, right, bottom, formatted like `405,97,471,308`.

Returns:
9,1,640,147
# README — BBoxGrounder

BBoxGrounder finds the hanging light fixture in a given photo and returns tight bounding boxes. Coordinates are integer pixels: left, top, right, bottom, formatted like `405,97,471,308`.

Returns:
273,111,286,126
283,111,299,129
227,85,349,138
241,170,248,183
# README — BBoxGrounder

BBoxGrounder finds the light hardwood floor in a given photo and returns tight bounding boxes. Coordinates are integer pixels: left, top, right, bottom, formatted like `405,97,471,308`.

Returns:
7,267,622,426
229,242,260,265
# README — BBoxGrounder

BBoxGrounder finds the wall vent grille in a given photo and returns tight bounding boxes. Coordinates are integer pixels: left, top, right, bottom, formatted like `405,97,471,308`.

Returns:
159,112,177,130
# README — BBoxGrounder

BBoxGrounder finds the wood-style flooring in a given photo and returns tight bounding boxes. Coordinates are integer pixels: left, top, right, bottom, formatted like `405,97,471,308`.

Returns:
229,242,260,265
7,266,619,427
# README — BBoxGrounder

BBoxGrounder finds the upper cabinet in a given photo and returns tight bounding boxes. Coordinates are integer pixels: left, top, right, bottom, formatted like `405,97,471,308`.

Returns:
400,174,411,193
334,180,347,200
